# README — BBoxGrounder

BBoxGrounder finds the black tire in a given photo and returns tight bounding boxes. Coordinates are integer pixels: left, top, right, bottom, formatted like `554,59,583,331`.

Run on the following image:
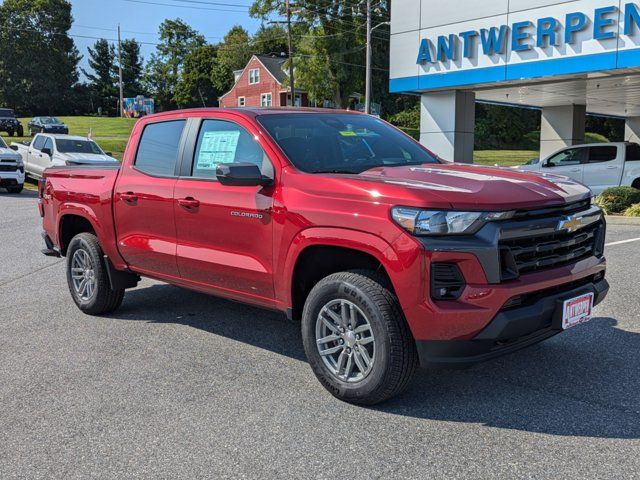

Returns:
632,178,640,190
66,232,125,315
7,184,23,194
302,270,418,405
16,125,23,137
7,130,14,137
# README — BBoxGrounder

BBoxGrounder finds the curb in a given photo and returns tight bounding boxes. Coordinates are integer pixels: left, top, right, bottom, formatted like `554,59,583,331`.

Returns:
605,215,640,226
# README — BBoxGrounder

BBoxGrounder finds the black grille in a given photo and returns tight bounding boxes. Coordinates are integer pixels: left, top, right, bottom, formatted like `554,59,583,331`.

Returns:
500,223,600,276
0,164,17,172
511,199,591,220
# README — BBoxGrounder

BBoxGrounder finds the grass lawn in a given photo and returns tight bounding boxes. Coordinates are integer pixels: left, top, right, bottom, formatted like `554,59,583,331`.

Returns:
1,116,539,167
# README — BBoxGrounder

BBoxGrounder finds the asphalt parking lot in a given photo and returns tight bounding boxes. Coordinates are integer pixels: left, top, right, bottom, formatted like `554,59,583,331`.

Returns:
1,191,639,479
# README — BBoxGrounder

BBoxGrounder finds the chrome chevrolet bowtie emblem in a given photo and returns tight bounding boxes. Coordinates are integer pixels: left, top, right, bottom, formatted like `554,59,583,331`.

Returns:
558,215,584,233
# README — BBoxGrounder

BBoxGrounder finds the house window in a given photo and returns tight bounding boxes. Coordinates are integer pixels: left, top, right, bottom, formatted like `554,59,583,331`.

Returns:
249,68,260,85
261,93,273,107
287,93,302,107
238,97,245,107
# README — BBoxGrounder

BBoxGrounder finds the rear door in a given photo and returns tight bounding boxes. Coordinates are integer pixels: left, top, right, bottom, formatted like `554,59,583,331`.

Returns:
581,145,622,194
173,116,276,303
113,119,187,278
542,146,586,183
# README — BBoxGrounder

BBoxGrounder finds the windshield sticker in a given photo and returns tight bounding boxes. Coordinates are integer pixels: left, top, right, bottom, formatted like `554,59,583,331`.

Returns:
339,130,357,137
196,130,240,170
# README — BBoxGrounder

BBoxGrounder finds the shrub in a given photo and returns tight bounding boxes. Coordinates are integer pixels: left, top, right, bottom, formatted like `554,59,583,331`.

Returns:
625,203,640,217
595,186,640,214
585,132,609,144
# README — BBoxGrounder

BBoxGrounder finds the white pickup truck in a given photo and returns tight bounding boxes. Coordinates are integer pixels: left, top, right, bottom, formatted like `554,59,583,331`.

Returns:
517,142,640,195
12,133,118,180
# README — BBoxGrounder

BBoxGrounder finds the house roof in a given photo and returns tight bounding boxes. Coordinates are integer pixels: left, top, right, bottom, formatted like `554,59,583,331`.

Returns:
255,55,288,84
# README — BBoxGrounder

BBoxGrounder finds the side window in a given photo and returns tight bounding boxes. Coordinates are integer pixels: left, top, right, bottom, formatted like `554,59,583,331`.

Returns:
545,148,585,167
43,138,53,153
587,146,617,163
32,135,45,150
134,120,186,176
191,119,273,180
626,143,640,161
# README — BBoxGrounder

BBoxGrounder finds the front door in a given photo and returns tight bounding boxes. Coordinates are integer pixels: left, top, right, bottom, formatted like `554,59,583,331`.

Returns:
28,135,48,178
113,119,187,278
542,147,586,183
173,117,276,303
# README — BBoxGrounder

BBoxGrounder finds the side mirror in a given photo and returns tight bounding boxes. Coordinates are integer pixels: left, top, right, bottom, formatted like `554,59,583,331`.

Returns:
41,147,52,157
9,145,18,151
216,162,272,187
106,152,113,157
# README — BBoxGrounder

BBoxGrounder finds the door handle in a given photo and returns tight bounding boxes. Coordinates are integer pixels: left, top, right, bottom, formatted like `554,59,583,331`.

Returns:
569,169,581,173
605,166,618,170
178,197,200,210
120,192,138,204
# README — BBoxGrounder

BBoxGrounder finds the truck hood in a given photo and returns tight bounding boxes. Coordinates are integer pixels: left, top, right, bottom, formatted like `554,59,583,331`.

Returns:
0,147,21,161
56,152,118,164
350,163,591,210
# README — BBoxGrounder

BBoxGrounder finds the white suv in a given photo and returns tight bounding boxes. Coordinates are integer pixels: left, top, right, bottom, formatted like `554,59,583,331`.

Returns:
0,136,25,193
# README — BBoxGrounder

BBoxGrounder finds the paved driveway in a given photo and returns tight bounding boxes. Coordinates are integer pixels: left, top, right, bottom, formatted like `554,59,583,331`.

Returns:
1,191,639,479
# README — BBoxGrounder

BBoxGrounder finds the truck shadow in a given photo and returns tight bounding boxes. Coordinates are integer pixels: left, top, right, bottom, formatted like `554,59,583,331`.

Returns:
110,283,639,440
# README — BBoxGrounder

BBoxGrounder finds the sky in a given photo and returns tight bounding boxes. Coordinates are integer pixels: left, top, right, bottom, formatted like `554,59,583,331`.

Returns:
68,0,266,75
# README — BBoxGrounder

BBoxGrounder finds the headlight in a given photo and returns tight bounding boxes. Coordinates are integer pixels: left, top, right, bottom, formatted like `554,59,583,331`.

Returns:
391,207,514,236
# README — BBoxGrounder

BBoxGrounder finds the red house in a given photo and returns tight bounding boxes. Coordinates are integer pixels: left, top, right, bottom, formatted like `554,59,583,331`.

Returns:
219,55,310,108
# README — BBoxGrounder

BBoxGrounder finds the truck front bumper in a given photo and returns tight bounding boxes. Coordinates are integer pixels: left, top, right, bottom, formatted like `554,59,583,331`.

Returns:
0,169,25,187
416,276,609,368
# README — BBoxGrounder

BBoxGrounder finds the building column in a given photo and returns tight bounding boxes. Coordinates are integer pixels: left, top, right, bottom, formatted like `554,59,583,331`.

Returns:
420,91,475,163
539,105,586,159
625,117,640,143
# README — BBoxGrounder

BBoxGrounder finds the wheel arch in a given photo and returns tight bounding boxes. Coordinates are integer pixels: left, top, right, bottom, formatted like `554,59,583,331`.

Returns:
281,228,401,321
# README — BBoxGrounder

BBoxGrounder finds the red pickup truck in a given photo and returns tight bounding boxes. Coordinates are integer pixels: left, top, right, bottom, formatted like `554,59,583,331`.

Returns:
39,108,608,404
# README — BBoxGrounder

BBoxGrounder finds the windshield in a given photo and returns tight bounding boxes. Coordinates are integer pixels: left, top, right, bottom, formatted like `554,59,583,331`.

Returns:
0,109,15,118
0,137,7,148
56,139,104,155
257,113,439,174
42,117,62,124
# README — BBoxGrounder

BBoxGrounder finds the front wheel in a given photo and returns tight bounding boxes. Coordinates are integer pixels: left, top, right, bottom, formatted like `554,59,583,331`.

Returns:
302,271,418,405
16,125,23,137
6,184,23,194
66,233,124,315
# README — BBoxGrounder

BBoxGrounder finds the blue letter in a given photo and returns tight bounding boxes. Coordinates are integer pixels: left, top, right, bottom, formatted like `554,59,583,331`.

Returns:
437,34,457,61
565,12,588,44
480,26,508,55
416,38,433,64
537,17,559,47
625,2,640,35
459,30,478,58
512,21,533,52
594,6,618,40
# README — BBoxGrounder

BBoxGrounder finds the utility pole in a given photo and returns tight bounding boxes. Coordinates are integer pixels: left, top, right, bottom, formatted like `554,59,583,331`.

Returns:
365,0,372,115
286,0,296,107
118,24,124,118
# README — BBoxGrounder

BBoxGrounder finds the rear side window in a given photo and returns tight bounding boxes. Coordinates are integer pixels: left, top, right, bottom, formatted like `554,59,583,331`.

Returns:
587,146,617,163
32,135,46,150
135,120,186,176
626,143,640,161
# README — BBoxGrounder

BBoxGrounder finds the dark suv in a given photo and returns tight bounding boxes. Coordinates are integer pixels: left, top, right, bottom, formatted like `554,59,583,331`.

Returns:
0,108,23,137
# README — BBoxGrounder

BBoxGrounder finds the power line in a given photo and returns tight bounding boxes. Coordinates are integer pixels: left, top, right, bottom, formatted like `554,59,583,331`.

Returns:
121,0,248,12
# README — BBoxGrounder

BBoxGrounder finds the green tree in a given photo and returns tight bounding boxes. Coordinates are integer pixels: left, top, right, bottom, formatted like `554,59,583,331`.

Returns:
212,26,253,93
250,0,391,109
143,19,205,111
83,39,117,115
174,44,219,107
252,24,289,56
121,39,145,98
0,0,80,114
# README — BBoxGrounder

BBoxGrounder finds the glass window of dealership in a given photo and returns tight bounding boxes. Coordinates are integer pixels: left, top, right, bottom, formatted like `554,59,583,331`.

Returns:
390,1,640,161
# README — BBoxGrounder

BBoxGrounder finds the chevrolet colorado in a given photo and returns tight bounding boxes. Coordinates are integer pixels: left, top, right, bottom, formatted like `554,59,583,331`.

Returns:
38,108,609,405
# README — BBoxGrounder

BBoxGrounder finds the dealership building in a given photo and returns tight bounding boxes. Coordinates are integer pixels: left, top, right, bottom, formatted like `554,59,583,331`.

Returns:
390,0,640,161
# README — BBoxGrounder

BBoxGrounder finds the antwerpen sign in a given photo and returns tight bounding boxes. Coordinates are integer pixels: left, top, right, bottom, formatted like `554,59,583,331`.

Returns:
417,2,640,64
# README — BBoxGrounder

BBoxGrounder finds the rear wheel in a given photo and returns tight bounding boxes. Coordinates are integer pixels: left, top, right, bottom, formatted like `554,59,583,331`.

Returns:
632,178,640,190
7,130,14,137
302,270,418,405
66,233,124,315
16,125,23,137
